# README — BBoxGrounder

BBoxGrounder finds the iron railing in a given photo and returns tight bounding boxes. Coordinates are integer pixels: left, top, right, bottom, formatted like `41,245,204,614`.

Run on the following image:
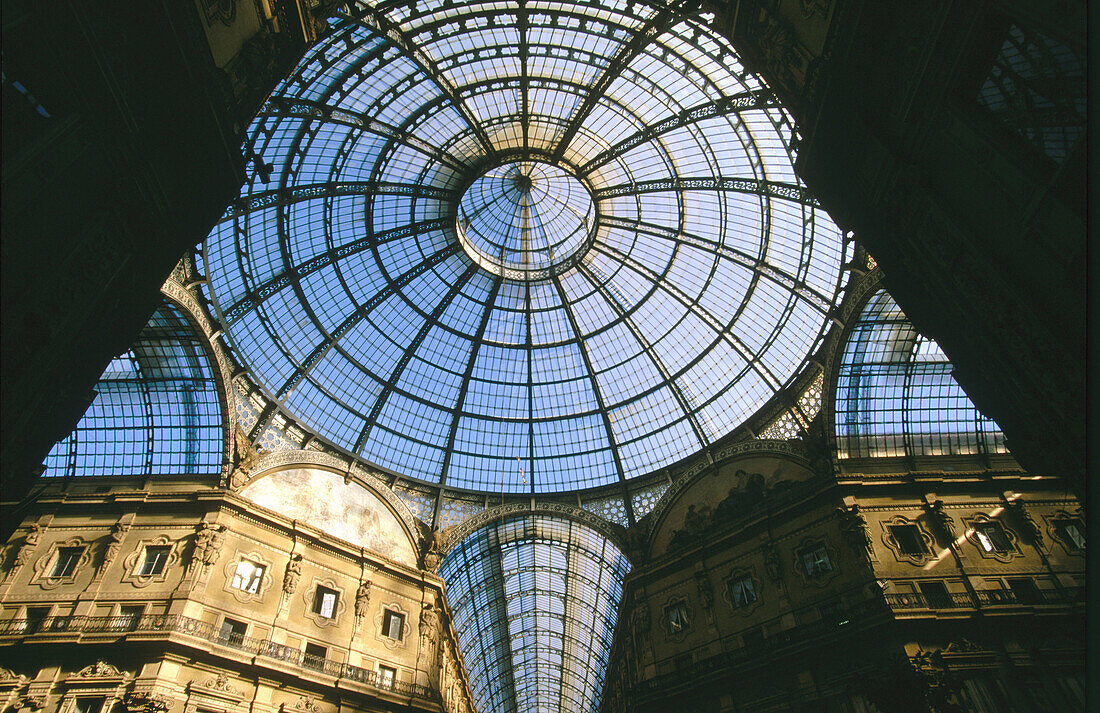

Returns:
885,585,1084,610
0,614,435,700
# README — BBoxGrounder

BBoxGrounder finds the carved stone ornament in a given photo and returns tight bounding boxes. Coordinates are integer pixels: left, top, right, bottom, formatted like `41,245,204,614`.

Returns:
924,500,956,540
228,425,263,489
943,637,986,654
0,666,19,681
282,554,302,594
293,696,323,713
693,569,714,609
202,672,239,695
354,579,372,619
12,524,43,572
421,531,443,571
100,522,129,572
124,692,171,713
761,538,783,585
77,660,122,677
835,504,873,559
191,523,226,569
16,697,44,711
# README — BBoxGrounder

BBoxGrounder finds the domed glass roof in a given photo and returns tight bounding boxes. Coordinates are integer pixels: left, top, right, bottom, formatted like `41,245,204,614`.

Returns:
201,0,849,494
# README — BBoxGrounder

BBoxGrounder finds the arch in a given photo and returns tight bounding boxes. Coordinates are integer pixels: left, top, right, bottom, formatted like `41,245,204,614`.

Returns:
438,502,629,559
43,298,228,478
828,286,1007,460
438,512,631,713
239,450,421,566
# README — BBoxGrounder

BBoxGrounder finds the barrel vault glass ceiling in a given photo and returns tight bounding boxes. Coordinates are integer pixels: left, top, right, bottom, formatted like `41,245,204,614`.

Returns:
200,0,850,495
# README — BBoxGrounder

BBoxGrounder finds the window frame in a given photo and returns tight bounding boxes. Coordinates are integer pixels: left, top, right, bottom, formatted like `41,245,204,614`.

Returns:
230,559,266,595
51,547,85,578
382,609,405,640
138,545,171,576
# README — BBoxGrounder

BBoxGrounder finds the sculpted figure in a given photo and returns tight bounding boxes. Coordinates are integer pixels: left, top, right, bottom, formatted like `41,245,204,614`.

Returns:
283,553,302,594
355,579,372,619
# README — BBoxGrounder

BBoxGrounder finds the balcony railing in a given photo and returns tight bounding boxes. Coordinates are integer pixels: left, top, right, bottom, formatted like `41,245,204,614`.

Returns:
0,614,436,700
885,585,1084,611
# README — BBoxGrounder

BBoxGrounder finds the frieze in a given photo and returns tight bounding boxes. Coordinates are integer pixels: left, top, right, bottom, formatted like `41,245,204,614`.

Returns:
77,661,122,678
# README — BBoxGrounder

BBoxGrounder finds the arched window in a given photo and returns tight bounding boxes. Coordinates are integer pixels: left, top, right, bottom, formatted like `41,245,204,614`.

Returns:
43,300,226,477
835,289,1007,459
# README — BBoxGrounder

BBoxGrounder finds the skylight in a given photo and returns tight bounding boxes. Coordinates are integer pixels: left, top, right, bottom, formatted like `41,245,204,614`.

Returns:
199,0,848,494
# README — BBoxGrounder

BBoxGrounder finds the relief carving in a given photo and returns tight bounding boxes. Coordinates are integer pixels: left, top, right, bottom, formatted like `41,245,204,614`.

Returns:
354,579,372,620
282,554,302,595
191,523,225,570
100,522,129,573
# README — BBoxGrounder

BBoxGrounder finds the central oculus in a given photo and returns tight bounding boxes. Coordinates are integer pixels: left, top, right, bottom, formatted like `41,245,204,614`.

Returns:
456,161,595,280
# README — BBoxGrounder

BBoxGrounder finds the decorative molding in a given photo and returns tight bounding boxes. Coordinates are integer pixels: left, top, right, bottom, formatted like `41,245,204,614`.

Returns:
722,567,763,617
76,661,122,678
121,535,182,588
30,537,91,590
438,502,629,558
201,672,240,696
793,536,840,588
962,513,1020,564
303,576,347,628
879,516,936,566
221,549,274,603
375,601,409,651
662,596,692,642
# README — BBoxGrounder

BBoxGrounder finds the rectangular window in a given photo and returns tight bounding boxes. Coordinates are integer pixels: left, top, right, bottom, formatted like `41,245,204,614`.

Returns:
728,575,756,608
800,546,834,578
889,524,928,555
24,606,50,634
918,580,954,609
1055,519,1085,550
1007,577,1041,605
665,603,689,634
51,547,84,577
974,522,1013,553
231,559,265,594
313,586,339,619
218,617,248,647
382,610,405,639
378,665,396,689
303,642,327,670
73,699,105,713
139,546,171,576
118,605,144,631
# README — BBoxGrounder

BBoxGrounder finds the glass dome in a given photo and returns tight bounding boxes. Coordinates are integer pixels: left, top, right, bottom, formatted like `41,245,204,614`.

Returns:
201,0,849,494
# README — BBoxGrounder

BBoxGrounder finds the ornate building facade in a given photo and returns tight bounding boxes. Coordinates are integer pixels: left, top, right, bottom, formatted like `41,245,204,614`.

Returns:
1,0,1086,712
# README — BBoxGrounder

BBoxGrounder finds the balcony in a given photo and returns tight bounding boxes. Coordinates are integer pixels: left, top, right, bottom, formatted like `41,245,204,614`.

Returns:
885,586,1084,612
0,614,434,701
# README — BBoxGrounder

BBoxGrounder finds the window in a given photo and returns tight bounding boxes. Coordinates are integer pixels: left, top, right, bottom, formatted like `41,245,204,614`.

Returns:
378,665,396,689
665,603,689,634
139,546,171,576
800,545,834,578
118,605,144,631
918,580,954,609
1007,577,1041,605
382,610,405,639
218,617,248,647
728,575,757,609
51,547,84,577
73,698,105,713
889,525,928,555
742,628,764,652
1055,518,1085,550
313,585,339,619
24,606,50,633
231,559,265,594
973,522,1013,553
303,642,327,670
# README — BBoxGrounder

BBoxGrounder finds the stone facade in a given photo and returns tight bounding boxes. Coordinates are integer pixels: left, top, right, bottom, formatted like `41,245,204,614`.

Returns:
0,474,475,713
